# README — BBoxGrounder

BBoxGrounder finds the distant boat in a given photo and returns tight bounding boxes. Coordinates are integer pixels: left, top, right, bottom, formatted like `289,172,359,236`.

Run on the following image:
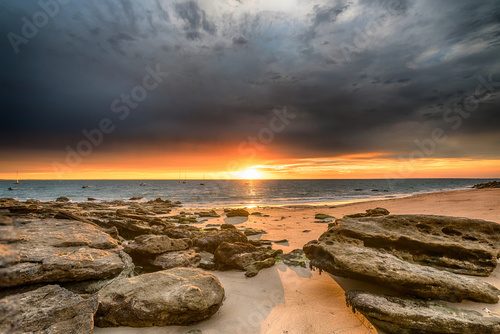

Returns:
82,185,90,189
8,187,14,191
140,183,147,186
14,171,20,184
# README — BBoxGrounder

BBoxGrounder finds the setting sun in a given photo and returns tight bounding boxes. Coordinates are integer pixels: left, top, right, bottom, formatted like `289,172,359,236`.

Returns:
234,167,263,180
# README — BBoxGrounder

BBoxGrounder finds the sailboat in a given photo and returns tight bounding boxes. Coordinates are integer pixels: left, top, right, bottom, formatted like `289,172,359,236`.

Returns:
14,171,20,185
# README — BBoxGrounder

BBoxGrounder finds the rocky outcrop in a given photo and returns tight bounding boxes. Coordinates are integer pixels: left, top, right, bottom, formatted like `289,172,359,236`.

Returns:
95,268,225,327
193,228,248,253
344,207,390,218
304,241,498,303
304,209,500,332
225,208,250,217
214,242,282,277
0,285,98,334
346,291,500,334
472,181,500,189
314,214,500,276
0,219,131,288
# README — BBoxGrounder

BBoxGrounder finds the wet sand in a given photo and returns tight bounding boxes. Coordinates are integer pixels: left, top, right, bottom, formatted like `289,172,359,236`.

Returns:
96,188,500,334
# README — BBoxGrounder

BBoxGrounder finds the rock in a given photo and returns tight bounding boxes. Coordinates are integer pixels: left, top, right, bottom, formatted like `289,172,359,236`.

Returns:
153,249,201,269
322,214,500,276
304,241,499,303
124,234,190,256
198,251,216,270
345,207,390,218
225,208,250,217
250,212,263,216
193,228,248,253
220,223,237,230
87,197,96,201
0,285,98,334
53,210,96,226
281,249,308,268
95,268,225,327
196,210,220,218
107,218,173,239
242,227,267,236
129,196,143,201
56,196,70,202
248,239,273,247
472,181,500,189
346,290,500,334
245,258,276,277
63,251,135,294
315,213,333,220
314,220,331,224
302,229,311,233
214,242,281,276
0,219,131,288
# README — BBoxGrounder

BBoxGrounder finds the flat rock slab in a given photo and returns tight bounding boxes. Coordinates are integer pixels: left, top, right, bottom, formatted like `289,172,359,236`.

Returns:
95,268,225,327
0,285,98,334
346,290,500,334
332,214,500,276
304,241,499,303
0,219,129,288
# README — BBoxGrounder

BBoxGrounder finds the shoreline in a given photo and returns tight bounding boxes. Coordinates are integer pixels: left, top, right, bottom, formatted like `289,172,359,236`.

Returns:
1,185,484,209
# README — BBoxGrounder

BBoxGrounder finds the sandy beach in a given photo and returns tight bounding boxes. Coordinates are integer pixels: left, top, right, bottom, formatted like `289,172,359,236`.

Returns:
95,188,500,334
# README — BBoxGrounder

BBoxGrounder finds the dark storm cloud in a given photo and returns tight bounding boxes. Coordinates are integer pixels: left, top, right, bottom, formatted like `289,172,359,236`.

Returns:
0,0,499,158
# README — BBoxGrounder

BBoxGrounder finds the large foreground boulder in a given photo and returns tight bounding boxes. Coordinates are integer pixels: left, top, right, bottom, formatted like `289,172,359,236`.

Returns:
0,219,131,288
95,268,225,327
0,285,98,334
346,291,500,334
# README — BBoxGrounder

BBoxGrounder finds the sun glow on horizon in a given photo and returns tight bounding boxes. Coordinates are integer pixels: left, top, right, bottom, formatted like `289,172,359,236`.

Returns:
234,167,264,180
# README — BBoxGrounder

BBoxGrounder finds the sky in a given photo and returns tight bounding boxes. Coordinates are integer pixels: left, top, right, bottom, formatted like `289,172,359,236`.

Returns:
1,0,499,179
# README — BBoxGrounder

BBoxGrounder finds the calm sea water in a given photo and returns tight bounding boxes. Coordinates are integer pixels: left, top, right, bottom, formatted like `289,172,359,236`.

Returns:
0,179,495,208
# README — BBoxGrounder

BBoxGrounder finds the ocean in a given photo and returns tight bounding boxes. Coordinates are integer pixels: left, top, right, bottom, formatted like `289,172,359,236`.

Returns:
0,179,495,208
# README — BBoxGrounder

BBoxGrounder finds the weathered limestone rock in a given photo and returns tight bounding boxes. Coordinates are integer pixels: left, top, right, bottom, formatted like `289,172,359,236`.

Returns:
0,219,130,288
315,213,334,220
124,234,190,256
0,285,98,334
95,268,225,327
225,208,250,217
153,249,201,269
214,242,282,277
281,249,308,268
304,241,499,303
324,214,500,276
193,228,248,253
196,210,220,218
473,181,500,189
346,291,500,334
344,207,390,218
